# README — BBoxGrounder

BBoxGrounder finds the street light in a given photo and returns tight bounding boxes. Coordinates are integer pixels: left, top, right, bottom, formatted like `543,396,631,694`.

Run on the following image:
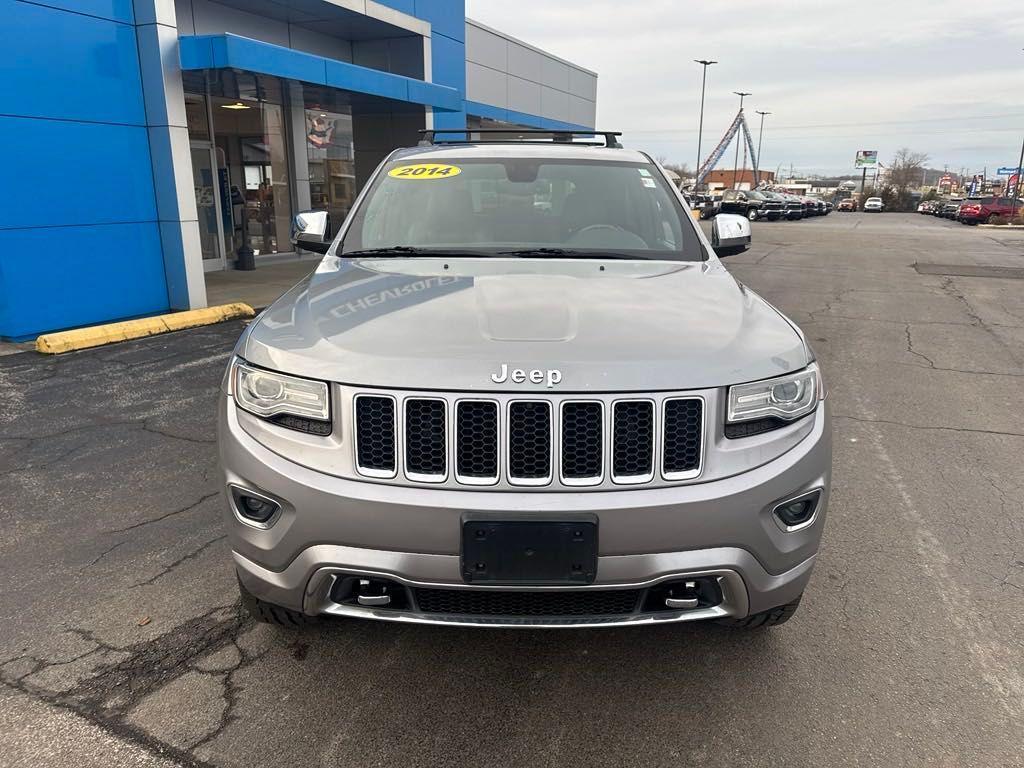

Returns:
755,110,771,186
694,59,717,190
732,91,751,189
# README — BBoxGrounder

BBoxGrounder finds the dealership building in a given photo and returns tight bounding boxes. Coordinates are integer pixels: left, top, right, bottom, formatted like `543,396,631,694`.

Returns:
1,0,598,340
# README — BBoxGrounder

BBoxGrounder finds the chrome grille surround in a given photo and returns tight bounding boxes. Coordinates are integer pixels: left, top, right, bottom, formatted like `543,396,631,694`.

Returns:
353,394,398,479
558,400,604,487
345,388,706,491
506,400,554,486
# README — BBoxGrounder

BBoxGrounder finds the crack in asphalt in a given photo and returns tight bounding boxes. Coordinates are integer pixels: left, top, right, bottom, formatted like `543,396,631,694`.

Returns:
128,535,228,589
939,276,1024,368
108,492,221,535
187,637,271,753
0,604,254,768
903,323,936,369
834,413,1024,439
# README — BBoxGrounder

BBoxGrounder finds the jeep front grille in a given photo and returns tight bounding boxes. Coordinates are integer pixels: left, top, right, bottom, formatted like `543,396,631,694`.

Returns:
455,400,499,484
351,391,704,490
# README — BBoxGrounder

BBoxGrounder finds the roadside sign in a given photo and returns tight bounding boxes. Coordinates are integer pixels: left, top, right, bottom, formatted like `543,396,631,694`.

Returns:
855,150,878,168
997,167,1019,175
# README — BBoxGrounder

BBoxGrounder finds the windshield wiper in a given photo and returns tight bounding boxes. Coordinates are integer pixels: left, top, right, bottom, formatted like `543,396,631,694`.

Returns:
343,246,492,257
343,246,426,256
497,248,641,260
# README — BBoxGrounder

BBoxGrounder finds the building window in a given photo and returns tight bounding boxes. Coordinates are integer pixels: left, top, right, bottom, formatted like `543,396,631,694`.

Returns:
212,95,293,257
305,108,355,228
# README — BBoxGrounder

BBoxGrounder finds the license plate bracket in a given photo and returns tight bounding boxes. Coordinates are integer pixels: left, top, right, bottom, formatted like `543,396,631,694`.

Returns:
461,515,598,585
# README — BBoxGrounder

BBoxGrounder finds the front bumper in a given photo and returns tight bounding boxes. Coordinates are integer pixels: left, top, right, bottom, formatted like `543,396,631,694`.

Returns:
220,398,831,627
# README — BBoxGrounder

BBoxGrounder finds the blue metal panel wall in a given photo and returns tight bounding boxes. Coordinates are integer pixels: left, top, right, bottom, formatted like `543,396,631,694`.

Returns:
398,0,468,130
464,100,592,132
0,0,168,341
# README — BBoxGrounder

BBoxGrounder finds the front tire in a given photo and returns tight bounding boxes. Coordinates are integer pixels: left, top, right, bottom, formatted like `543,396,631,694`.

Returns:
717,593,802,629
239,576,318,629
747,208,758,221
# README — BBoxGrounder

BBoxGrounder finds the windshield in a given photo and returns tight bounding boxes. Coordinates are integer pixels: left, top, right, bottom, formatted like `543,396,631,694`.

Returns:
340,156,704,261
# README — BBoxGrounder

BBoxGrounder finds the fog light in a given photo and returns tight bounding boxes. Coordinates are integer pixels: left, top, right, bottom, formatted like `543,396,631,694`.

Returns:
772,490,820,530
230,487,280,525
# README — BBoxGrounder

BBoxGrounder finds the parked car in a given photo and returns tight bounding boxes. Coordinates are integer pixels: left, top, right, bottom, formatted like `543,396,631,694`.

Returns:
940,199,963,219
837,198,856,212
863,197,884,213
957,196,1024,224
720,189,784,221
719,189,757,219
752,191,786,220
781,194,805,220
688,193,718,220
824,201,834,214
222,131,830,631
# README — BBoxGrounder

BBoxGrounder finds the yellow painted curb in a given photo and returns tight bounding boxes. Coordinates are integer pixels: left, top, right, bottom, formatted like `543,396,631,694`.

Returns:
35,303,255,355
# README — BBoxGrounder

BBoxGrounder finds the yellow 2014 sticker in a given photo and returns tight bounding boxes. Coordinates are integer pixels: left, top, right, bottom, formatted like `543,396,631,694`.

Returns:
387,163,462,180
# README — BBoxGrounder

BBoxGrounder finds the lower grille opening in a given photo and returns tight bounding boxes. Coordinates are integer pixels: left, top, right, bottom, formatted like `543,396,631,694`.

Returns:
412,588,642,617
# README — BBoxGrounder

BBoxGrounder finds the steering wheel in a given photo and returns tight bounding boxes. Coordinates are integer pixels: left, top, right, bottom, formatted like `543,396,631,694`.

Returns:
572,224,626,238
567,224,649,249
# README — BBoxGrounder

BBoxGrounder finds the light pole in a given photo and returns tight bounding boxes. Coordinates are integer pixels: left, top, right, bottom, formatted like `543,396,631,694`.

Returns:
1012,135,1024,219
694,59,717,190
755,110,771,186
732,91,751,189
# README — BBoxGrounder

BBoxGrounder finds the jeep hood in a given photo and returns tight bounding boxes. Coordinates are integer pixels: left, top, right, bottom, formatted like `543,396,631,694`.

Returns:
242,256,808,392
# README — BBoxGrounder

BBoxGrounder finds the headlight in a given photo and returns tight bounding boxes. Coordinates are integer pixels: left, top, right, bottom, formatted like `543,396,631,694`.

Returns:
726,363,822,436
232,359,331,432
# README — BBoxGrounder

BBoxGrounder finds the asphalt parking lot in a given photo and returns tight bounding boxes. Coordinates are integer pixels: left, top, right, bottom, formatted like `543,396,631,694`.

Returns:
1,212,1022,767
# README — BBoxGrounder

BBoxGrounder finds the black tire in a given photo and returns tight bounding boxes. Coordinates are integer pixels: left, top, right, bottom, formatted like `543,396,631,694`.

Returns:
716,593,802,629
238,577,318,629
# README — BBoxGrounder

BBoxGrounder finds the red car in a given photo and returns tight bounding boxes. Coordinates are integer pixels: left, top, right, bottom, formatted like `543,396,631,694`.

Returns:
958,196,1024,224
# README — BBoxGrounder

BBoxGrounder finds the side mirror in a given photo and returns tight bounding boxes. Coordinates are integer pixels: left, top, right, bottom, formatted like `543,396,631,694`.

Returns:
711,213,751,257
291,210,332,254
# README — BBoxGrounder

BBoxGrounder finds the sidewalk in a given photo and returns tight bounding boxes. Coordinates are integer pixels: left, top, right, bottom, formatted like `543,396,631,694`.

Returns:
204,257,319,310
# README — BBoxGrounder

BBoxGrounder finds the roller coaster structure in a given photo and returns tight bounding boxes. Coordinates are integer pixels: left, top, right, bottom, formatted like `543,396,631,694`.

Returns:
695,109,760,188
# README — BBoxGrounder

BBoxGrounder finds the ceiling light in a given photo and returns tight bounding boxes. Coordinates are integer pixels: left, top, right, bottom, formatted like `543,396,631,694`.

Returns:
221,101,251,110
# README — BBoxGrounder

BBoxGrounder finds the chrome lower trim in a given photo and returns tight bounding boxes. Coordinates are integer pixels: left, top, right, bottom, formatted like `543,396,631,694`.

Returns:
303,567,746,629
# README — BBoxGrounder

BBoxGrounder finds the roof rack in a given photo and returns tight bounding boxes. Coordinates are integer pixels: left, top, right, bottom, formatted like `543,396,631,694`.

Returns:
417,128,623,149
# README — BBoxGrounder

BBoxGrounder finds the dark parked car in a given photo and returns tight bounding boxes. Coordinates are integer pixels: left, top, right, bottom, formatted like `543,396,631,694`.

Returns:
940,199,963,219
718,189,756,219
720,189,785,221
957,196,1024,224
752,191,786,220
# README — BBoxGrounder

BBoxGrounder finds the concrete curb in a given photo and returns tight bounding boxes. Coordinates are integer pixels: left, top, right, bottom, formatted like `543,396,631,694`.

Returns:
35,303,255,355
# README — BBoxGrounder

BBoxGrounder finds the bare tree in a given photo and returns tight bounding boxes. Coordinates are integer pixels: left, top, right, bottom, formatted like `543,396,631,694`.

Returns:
660,160,693,180
888,148,929,211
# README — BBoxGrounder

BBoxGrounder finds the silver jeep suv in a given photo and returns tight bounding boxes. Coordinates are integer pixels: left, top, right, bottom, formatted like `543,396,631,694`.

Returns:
218,130,831,629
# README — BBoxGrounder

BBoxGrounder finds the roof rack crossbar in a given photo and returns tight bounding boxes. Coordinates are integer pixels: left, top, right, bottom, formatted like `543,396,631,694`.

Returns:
417,128,623,148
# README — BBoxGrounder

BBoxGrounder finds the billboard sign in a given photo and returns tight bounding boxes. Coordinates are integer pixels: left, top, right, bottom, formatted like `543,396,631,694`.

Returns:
855,150,879,168
997,167,1019,175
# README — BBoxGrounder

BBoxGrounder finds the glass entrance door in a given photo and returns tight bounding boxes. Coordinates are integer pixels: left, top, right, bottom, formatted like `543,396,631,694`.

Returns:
190,142,227,271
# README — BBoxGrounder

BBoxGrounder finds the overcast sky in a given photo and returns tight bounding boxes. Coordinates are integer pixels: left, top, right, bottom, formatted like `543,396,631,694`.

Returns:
465,0,1024,177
